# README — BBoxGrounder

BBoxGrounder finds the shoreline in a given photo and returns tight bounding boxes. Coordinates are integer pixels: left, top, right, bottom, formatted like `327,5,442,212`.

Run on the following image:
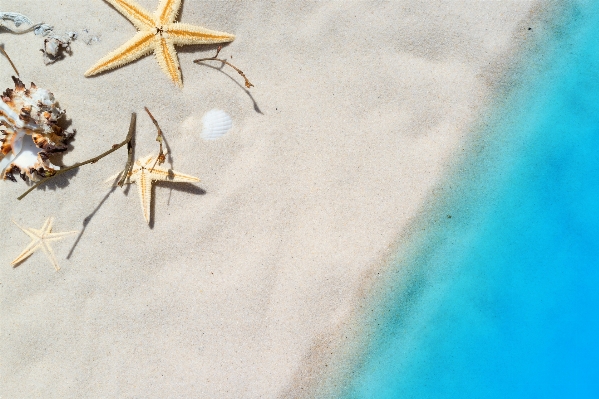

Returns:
287,2,567,398
323,1,597,396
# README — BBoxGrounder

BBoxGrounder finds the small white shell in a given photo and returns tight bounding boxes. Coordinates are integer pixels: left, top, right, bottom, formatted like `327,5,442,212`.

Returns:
201,109,232,140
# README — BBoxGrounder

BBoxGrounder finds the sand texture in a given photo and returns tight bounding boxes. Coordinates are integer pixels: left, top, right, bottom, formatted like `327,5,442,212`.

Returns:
1,1,539,397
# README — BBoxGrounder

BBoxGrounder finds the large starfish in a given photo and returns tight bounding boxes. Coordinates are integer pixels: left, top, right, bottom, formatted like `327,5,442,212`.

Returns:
11,217,77,271
109,154,201,224
85,0,235,87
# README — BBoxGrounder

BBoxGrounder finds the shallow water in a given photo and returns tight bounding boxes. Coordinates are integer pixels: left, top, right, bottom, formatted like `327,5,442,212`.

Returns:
344,3,599,398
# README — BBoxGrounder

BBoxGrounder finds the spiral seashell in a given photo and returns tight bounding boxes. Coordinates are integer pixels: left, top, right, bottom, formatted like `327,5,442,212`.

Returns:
0,76,72,182
201,109,232,140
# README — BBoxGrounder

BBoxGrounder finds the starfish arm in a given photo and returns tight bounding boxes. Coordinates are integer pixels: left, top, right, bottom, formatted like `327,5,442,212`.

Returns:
165,23,235,46
155,37,183,88
41,242,61,271
140,155,156,167
150,168,200,183
105,171,123,184
156,0,183,25
43,217,54,233
45,231,78,241
11,240,41,266
105,170,133,185
85,31,156,77
12,219,28,233
167,170,201,183
103,0,155,30
12,220,41,240
137,171,153,224
25,228,43,239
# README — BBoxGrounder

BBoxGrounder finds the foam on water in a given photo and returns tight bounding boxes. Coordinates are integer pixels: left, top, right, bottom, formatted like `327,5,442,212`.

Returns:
343,3,599,398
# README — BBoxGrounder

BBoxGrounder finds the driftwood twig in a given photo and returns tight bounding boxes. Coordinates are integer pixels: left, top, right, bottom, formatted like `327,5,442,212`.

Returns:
0,12,52,35
18,113,136,200
194,46,254,89
144,107,165,173
0,45,19,75
144,107,165,168
117,113,137,186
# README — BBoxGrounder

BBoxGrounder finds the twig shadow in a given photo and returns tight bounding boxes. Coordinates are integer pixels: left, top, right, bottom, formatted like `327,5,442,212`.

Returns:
178,42,229,87
196,62,263,114
67,112,137,257
67,186,116,259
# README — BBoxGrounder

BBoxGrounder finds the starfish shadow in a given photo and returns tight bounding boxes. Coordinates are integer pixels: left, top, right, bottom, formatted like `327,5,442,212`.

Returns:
177,42,228,55
149,182,206,229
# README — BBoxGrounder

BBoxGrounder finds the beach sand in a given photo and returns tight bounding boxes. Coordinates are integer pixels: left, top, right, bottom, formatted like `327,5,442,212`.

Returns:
1,1,541,397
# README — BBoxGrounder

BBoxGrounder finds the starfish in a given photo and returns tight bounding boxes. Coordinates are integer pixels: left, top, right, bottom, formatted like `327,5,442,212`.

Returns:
84,0,235,87
11,217,77,271
109,154,201,224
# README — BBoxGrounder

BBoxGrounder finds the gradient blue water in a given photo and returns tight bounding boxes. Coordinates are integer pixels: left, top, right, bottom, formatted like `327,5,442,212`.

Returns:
344,3,599,398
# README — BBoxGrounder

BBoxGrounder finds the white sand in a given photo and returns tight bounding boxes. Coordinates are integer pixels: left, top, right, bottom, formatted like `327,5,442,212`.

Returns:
1,1,542,397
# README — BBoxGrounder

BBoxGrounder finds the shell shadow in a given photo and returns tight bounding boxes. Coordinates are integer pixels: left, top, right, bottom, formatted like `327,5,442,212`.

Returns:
42,166,79,191
46,112,76,170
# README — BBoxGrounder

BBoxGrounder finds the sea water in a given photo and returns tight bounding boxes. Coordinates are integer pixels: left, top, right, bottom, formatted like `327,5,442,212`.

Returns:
344,3,599,398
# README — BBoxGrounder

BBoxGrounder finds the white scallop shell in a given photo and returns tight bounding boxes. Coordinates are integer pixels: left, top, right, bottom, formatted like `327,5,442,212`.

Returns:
201,109,232,140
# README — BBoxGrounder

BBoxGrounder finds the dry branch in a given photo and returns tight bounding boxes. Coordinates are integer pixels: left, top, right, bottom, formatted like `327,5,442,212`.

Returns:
18,113,136,200
0,45,19,75
194,46,254,89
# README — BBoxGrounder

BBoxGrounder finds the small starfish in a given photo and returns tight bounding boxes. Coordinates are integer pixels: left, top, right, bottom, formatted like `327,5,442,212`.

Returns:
85,0,235,87
109,154,201,224
11,217,77,271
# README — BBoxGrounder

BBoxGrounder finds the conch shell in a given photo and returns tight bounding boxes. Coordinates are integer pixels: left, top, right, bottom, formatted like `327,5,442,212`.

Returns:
0,76,72,181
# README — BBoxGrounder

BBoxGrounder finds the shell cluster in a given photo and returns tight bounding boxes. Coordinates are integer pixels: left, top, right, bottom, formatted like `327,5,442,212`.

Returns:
0,77,72,182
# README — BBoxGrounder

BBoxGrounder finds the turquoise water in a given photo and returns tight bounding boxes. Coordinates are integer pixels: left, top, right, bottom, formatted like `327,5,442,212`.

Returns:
344,3,599,398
